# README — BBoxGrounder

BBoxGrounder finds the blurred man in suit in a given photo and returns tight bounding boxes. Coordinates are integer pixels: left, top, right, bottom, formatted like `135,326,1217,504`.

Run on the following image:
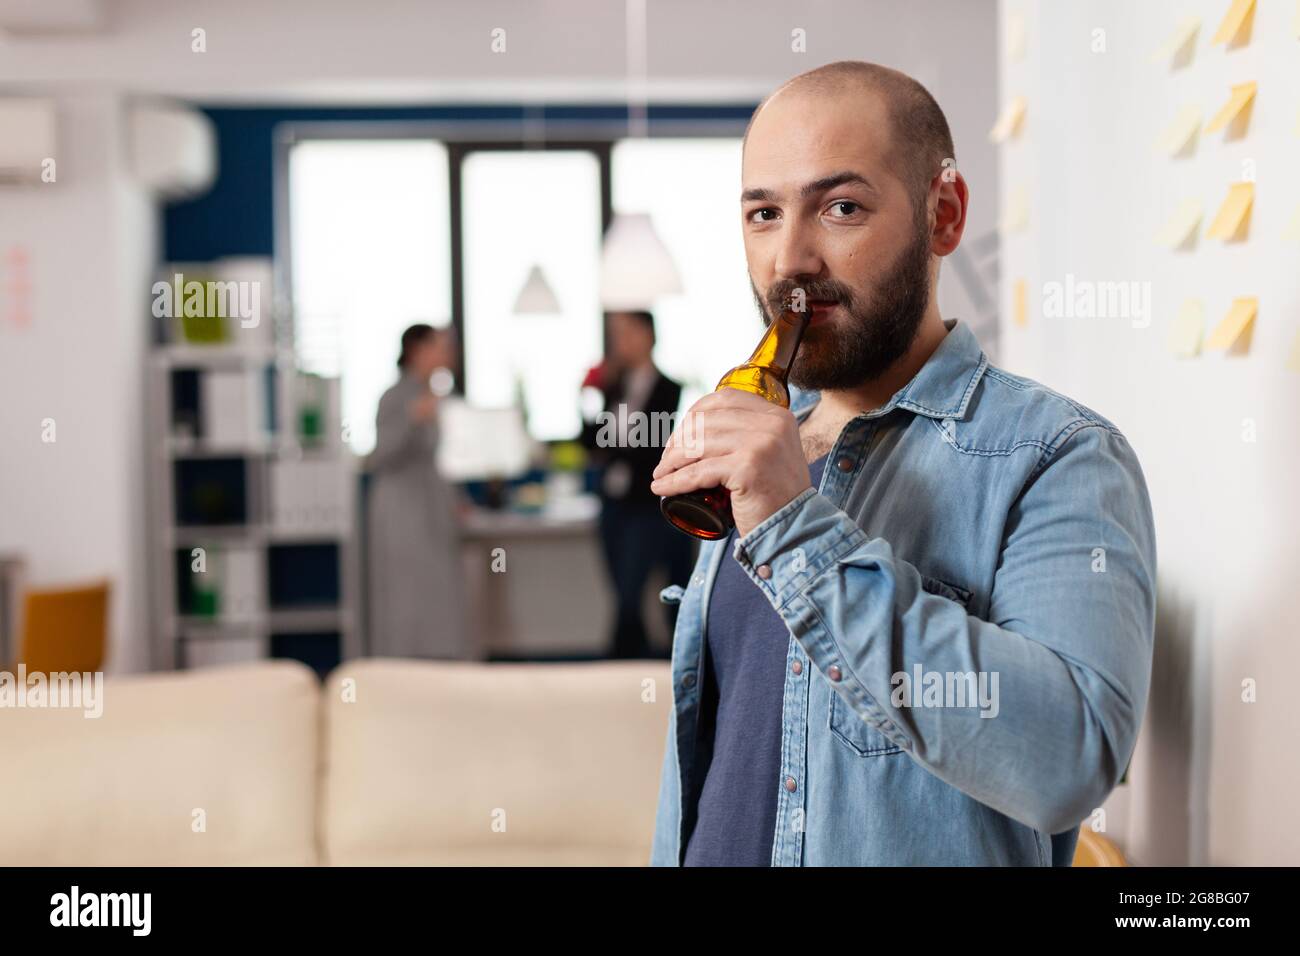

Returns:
580,310,695,658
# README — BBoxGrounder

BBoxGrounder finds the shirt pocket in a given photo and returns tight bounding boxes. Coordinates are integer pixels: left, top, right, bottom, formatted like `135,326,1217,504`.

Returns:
828,691,905,756
919,574,974,609
826,575,972,757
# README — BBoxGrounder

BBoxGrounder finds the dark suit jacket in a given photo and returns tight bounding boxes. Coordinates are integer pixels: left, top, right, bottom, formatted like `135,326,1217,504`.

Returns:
579,368,682,509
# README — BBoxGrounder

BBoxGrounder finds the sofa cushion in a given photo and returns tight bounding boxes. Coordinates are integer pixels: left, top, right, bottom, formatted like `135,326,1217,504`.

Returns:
322,659,672,866
0,660,320,865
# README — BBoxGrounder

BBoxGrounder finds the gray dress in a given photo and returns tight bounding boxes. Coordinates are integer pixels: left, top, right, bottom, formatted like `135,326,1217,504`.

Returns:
365,373,476,660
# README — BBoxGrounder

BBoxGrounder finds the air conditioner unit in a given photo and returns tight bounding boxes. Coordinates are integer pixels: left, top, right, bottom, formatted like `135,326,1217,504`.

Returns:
128,102,217,199
0,98,57,184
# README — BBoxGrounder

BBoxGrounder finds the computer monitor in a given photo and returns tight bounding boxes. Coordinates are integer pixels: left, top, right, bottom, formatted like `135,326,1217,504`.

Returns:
436,397,533,482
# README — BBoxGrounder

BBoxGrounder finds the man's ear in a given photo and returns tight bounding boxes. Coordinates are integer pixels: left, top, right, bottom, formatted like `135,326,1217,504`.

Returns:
929,169,968,257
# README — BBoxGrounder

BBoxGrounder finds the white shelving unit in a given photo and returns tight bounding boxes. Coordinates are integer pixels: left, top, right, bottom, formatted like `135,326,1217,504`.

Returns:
144,264,361,673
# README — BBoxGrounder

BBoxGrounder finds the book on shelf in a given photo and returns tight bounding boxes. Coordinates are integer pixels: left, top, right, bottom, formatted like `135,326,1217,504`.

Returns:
200,368,266,446
270,459,350,534
219,545,262,620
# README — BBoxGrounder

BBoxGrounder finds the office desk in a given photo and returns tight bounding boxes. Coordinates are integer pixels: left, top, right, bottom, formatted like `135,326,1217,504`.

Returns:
459,508,651,659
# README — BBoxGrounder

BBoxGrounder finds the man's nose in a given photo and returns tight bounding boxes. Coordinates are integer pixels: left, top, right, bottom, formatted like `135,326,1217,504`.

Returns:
773,216,825,279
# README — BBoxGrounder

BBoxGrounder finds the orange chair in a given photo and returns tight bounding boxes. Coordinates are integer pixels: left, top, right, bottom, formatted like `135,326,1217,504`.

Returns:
1072,826,1127,866
11,580,110,675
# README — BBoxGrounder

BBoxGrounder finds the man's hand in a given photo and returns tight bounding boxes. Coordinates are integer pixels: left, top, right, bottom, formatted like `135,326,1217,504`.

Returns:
650,390,810,538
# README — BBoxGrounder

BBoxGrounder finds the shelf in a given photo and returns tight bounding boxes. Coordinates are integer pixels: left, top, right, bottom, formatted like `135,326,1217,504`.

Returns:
146,263,360,673
175,608,345,634
267,527,351,543
152,343,280,368
268,606,346,632
170,525,269,547
175,617,264,637
164,434,275,457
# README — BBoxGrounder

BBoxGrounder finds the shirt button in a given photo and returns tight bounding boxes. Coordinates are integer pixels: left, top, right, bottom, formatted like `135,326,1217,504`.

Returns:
836,456,854,472
756,564,772,580
791,660,803,675
784,776,797,792
828,664,842,681
682,673,696,688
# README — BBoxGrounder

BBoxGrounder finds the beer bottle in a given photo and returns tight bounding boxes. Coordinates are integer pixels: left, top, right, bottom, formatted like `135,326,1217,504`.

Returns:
659,305,811,539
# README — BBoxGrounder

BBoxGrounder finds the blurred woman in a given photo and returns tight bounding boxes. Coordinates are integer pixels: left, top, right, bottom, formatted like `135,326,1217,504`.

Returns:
365,323,475,660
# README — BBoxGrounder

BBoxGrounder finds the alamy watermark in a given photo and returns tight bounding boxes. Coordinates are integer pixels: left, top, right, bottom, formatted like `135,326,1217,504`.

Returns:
151,272,261,328
1042,274,1152,329
0,664,104,718
890,664,1000,718
50,885,150,936
594,402,716,460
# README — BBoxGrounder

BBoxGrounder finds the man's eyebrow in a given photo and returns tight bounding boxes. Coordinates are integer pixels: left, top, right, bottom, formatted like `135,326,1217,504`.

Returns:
801,171,877,198
741,170,877,204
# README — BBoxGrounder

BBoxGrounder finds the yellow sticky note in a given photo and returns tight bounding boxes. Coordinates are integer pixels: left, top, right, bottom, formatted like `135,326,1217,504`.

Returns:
1287,328,1300,372
990,96,1027,143
1157,198,1203,247
1150,15,1200,64
1283,205,1300,242
1206,182,1254,240
1156,105,1201,155
1211,0,1255,44
1168,300,1205,358
1204,81,1257,134
1007,12,1026,61
1013,279,1028,328
1204,297,1257,351
1001,185,1029,234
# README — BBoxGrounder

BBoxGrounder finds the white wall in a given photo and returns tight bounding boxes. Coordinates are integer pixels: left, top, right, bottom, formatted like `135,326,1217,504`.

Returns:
999,0,1300,865
0,94,157,673
0,0,998,674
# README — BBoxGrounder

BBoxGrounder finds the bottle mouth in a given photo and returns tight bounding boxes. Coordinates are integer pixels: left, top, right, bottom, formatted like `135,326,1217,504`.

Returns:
660,494,732,540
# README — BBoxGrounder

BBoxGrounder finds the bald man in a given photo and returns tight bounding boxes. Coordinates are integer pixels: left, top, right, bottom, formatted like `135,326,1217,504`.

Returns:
649,61,1156,866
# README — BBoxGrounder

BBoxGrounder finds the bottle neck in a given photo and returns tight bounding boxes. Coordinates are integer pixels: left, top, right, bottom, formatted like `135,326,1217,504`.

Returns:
745,309,808,381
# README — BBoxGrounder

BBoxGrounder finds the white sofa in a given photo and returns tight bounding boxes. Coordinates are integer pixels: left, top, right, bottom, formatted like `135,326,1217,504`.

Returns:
0,659,673,866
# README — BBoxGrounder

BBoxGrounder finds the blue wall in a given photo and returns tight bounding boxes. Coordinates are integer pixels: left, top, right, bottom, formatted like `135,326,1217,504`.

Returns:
162,104,757,262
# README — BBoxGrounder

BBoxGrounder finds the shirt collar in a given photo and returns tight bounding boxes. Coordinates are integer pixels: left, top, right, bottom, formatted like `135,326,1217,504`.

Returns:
790,318,988,423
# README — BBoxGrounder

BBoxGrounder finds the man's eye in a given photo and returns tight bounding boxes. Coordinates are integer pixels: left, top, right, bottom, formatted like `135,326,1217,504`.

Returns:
829,201,860,217
748,207,778,223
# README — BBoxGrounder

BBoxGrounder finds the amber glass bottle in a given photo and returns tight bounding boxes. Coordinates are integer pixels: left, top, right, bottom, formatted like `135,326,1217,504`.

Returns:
659,306,810,539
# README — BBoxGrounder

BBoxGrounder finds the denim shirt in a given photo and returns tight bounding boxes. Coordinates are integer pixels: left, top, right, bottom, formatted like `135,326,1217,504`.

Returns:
650,318,1157,866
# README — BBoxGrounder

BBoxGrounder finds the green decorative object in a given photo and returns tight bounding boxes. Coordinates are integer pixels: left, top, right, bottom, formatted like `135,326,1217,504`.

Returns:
297,372,326,445
550,440,585,472
191,586,219,617
191,559,219,618
174,271,228,344
300,407,322,441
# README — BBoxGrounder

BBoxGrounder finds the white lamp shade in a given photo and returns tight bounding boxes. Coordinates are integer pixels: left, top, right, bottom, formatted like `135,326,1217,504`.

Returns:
599,212,683,310
513,264,561,314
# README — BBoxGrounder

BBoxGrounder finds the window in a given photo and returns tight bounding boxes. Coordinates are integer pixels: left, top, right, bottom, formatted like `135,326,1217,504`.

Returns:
286,131,752,455
460,149,603,443
611,137,753,412
287,139,451,455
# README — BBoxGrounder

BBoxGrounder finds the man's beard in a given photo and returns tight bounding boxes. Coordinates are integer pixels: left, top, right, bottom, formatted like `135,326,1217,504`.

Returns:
751,220,932,391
